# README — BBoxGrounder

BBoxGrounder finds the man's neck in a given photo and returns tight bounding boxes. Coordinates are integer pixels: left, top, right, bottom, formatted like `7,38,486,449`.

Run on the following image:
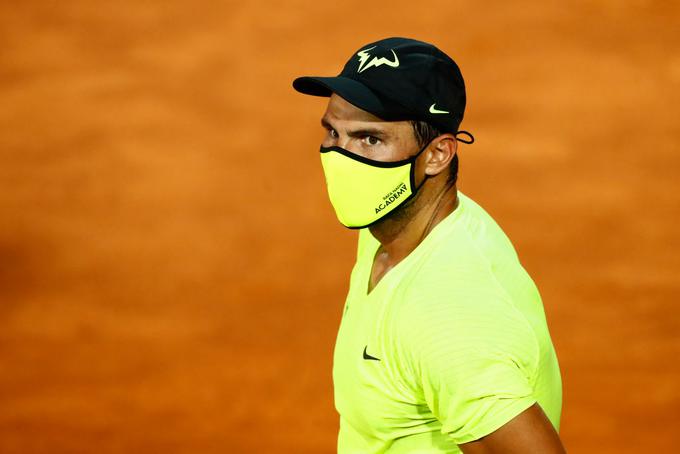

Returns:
368,181,459,267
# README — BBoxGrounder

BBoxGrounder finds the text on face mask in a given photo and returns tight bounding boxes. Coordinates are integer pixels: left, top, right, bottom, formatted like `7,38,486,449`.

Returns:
375,182,408,214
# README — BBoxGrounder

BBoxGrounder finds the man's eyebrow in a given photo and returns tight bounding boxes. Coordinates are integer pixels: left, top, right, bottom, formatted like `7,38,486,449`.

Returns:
321,118,333,129
347,127,387,138
320,118,389,138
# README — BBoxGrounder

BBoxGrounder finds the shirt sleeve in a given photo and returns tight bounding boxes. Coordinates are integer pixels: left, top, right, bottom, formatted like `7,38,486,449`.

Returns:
400,281,540,445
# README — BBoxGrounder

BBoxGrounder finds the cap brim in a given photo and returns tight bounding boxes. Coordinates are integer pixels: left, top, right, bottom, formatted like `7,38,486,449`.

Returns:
292,76,387,119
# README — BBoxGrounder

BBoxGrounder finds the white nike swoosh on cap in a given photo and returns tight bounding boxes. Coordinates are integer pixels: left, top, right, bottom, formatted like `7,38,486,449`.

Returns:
429,104,449,114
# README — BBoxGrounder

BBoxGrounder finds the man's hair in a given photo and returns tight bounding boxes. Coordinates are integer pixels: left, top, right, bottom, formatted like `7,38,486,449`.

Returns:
410,120,459,184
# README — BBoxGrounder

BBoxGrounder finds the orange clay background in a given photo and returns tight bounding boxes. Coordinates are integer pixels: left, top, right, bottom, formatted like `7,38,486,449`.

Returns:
0,1,678,453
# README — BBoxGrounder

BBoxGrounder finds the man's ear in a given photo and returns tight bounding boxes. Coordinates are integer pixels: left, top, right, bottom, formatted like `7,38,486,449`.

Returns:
424,134,457,176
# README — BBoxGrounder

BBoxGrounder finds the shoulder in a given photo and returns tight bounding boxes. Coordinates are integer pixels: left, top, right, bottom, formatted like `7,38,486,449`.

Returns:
448,192,520,267
393,193,539,369
400,193,522,308
407,191,533,295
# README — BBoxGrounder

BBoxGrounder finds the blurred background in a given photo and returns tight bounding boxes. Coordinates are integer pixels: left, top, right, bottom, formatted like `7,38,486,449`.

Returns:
1,1,678,452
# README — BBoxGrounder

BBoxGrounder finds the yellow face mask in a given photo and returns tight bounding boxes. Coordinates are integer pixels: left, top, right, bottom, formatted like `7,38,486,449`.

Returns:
319,143,428,229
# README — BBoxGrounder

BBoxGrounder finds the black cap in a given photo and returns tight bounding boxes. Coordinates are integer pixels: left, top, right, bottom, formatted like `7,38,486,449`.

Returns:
293,37,468,135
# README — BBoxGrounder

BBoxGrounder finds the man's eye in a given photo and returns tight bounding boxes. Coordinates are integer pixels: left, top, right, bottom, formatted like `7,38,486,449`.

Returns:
329,129,339,138
364,136,380,145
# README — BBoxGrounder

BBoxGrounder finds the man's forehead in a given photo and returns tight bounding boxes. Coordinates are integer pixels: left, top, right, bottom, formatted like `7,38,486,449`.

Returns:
322,94,406,128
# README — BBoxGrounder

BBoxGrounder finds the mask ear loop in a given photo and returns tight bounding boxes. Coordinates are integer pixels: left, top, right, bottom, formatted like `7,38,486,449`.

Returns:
415,131,465,244
455,130,475,144
412,131,470,191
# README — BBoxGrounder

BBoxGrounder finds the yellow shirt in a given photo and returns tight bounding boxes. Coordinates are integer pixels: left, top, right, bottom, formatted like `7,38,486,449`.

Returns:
333,191,562,453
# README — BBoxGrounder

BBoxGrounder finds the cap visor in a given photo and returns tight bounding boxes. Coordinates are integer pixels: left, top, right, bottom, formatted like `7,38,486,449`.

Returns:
292,76,386,118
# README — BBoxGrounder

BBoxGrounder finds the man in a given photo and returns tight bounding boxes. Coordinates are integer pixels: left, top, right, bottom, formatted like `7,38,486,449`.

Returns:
293,37,564,453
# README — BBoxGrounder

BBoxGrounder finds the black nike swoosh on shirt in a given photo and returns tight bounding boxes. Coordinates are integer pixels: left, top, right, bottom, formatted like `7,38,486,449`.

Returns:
363,345,381,361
